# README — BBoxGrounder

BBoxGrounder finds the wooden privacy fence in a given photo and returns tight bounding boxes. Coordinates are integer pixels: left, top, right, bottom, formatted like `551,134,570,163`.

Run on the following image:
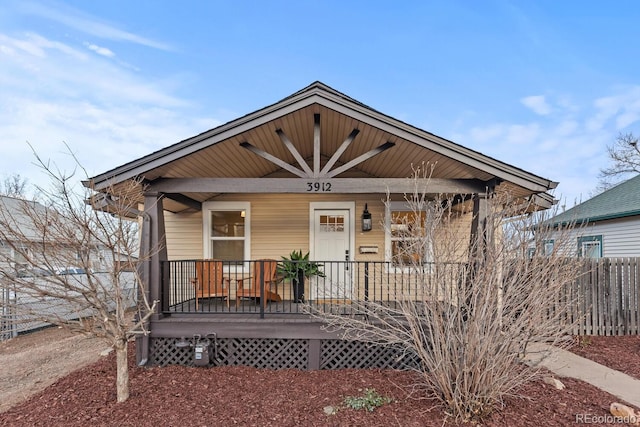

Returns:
565,257,640,336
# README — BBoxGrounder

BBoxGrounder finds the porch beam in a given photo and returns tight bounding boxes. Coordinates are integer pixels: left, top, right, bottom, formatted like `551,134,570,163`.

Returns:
148,177,487,194
320,128,360,176
275,128,314,177
165,193,202,211
88,193,141,219
324,142,395,178
239,141,308,178
313,113,321,177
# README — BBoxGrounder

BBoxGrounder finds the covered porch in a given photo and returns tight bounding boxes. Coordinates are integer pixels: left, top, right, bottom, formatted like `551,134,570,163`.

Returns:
87,82,558,368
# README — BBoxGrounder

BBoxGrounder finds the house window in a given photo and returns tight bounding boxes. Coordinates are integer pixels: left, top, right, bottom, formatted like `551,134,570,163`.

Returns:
12,242,28,268
77,248,91,265
578,235,602,258
203,202,250,267
385,202,430,267
529,239,554,258
527,247,536,259
0,241,29,270
0,240,11,261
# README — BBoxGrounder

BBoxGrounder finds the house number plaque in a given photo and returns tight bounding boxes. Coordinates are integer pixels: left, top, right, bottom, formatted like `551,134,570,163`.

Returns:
306,182,332,192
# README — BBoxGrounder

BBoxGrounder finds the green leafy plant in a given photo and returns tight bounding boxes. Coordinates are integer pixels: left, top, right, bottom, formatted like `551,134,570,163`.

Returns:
343,388,392,412
277,250,325,280
277,250,325,302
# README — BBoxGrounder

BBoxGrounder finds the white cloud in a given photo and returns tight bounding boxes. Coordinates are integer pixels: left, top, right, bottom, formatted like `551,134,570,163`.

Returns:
18,1,172,51
0,32,85,60
588,86,640,132
521,95,552,115
0,30,215,194
0,32,186,107
505,123,540,145
84,42,115,58
459,87,640,205
553,120,579,137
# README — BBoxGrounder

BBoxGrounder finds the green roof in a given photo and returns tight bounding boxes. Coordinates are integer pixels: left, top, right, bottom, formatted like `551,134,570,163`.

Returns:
551,174,640,225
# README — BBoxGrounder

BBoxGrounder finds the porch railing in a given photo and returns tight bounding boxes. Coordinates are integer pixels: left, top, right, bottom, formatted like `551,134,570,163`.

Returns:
160,259,464,317
160,258,640,334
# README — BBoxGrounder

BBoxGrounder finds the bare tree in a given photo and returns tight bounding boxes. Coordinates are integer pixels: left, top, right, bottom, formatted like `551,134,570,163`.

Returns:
0,173,29,199
311,167,583,422
598,132,640,192
0,153,157,403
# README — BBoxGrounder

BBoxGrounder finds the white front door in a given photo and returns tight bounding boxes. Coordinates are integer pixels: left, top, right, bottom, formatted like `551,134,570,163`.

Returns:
310,206,353,300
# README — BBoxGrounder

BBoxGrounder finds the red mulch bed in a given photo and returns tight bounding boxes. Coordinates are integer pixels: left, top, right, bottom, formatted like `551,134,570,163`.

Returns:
0,342,635,427
570,335,640,379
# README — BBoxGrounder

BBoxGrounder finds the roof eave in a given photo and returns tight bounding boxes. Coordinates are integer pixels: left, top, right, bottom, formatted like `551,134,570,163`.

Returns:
87,83,557,195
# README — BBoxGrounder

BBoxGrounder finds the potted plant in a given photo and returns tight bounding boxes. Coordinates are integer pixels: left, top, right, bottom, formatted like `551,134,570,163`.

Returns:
277,250,325,303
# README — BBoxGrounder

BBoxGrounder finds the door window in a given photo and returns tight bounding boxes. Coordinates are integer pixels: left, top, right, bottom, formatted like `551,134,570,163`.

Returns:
319,214,345,232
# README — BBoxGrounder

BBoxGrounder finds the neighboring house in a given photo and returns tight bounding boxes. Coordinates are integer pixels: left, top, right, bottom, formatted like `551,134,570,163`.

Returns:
0,195,109,273
546,174,640,258
0,195,135,338
85,82,558,369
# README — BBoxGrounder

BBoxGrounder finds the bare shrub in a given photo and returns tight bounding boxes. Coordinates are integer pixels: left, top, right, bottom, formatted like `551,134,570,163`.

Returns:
313,166,582,422
0,150,157,403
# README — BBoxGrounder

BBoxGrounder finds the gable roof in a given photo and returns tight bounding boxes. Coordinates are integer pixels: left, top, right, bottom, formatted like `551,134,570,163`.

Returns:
550,174,640,225
86,81,557,212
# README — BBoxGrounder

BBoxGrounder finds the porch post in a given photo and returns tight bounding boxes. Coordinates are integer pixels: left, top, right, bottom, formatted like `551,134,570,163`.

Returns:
469,192,491,261
463,191,493,321
140,191,168,318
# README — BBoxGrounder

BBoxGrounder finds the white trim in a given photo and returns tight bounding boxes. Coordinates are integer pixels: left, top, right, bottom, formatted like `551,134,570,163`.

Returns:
202,201,251,270
385,201,433,271
309,201,355,262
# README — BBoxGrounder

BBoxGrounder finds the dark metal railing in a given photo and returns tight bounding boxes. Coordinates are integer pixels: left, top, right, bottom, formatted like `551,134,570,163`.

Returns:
160,259,466,317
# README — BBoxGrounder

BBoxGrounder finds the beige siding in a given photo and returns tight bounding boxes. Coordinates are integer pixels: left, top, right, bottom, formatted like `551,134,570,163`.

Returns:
162,194,474,304
163,194,472,266
164,210,203,260
208,193,388,261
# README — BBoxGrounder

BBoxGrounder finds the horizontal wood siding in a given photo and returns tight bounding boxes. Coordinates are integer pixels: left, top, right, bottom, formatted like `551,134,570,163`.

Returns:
162,194,473,303
212,193,388,261
164,211,203,260
162,193,474,264
596,217,640,258
557,217,640,258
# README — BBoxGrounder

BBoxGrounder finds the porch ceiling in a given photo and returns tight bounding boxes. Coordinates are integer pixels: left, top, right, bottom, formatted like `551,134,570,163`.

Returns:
87,82,557,213
147,104,494,183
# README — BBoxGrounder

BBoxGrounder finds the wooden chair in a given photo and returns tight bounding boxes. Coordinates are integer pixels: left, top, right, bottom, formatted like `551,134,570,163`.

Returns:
191,259,228,309
234,259,283,308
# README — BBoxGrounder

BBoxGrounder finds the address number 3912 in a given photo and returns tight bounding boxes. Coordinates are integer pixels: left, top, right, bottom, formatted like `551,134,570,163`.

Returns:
306,182,332,192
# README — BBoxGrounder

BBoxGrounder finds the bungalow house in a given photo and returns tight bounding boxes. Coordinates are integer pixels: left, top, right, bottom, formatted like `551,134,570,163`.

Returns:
544,174,640,258
85,82,558,369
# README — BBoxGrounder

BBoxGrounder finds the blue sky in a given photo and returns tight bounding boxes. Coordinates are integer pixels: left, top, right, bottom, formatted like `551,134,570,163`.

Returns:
1,0,640,207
